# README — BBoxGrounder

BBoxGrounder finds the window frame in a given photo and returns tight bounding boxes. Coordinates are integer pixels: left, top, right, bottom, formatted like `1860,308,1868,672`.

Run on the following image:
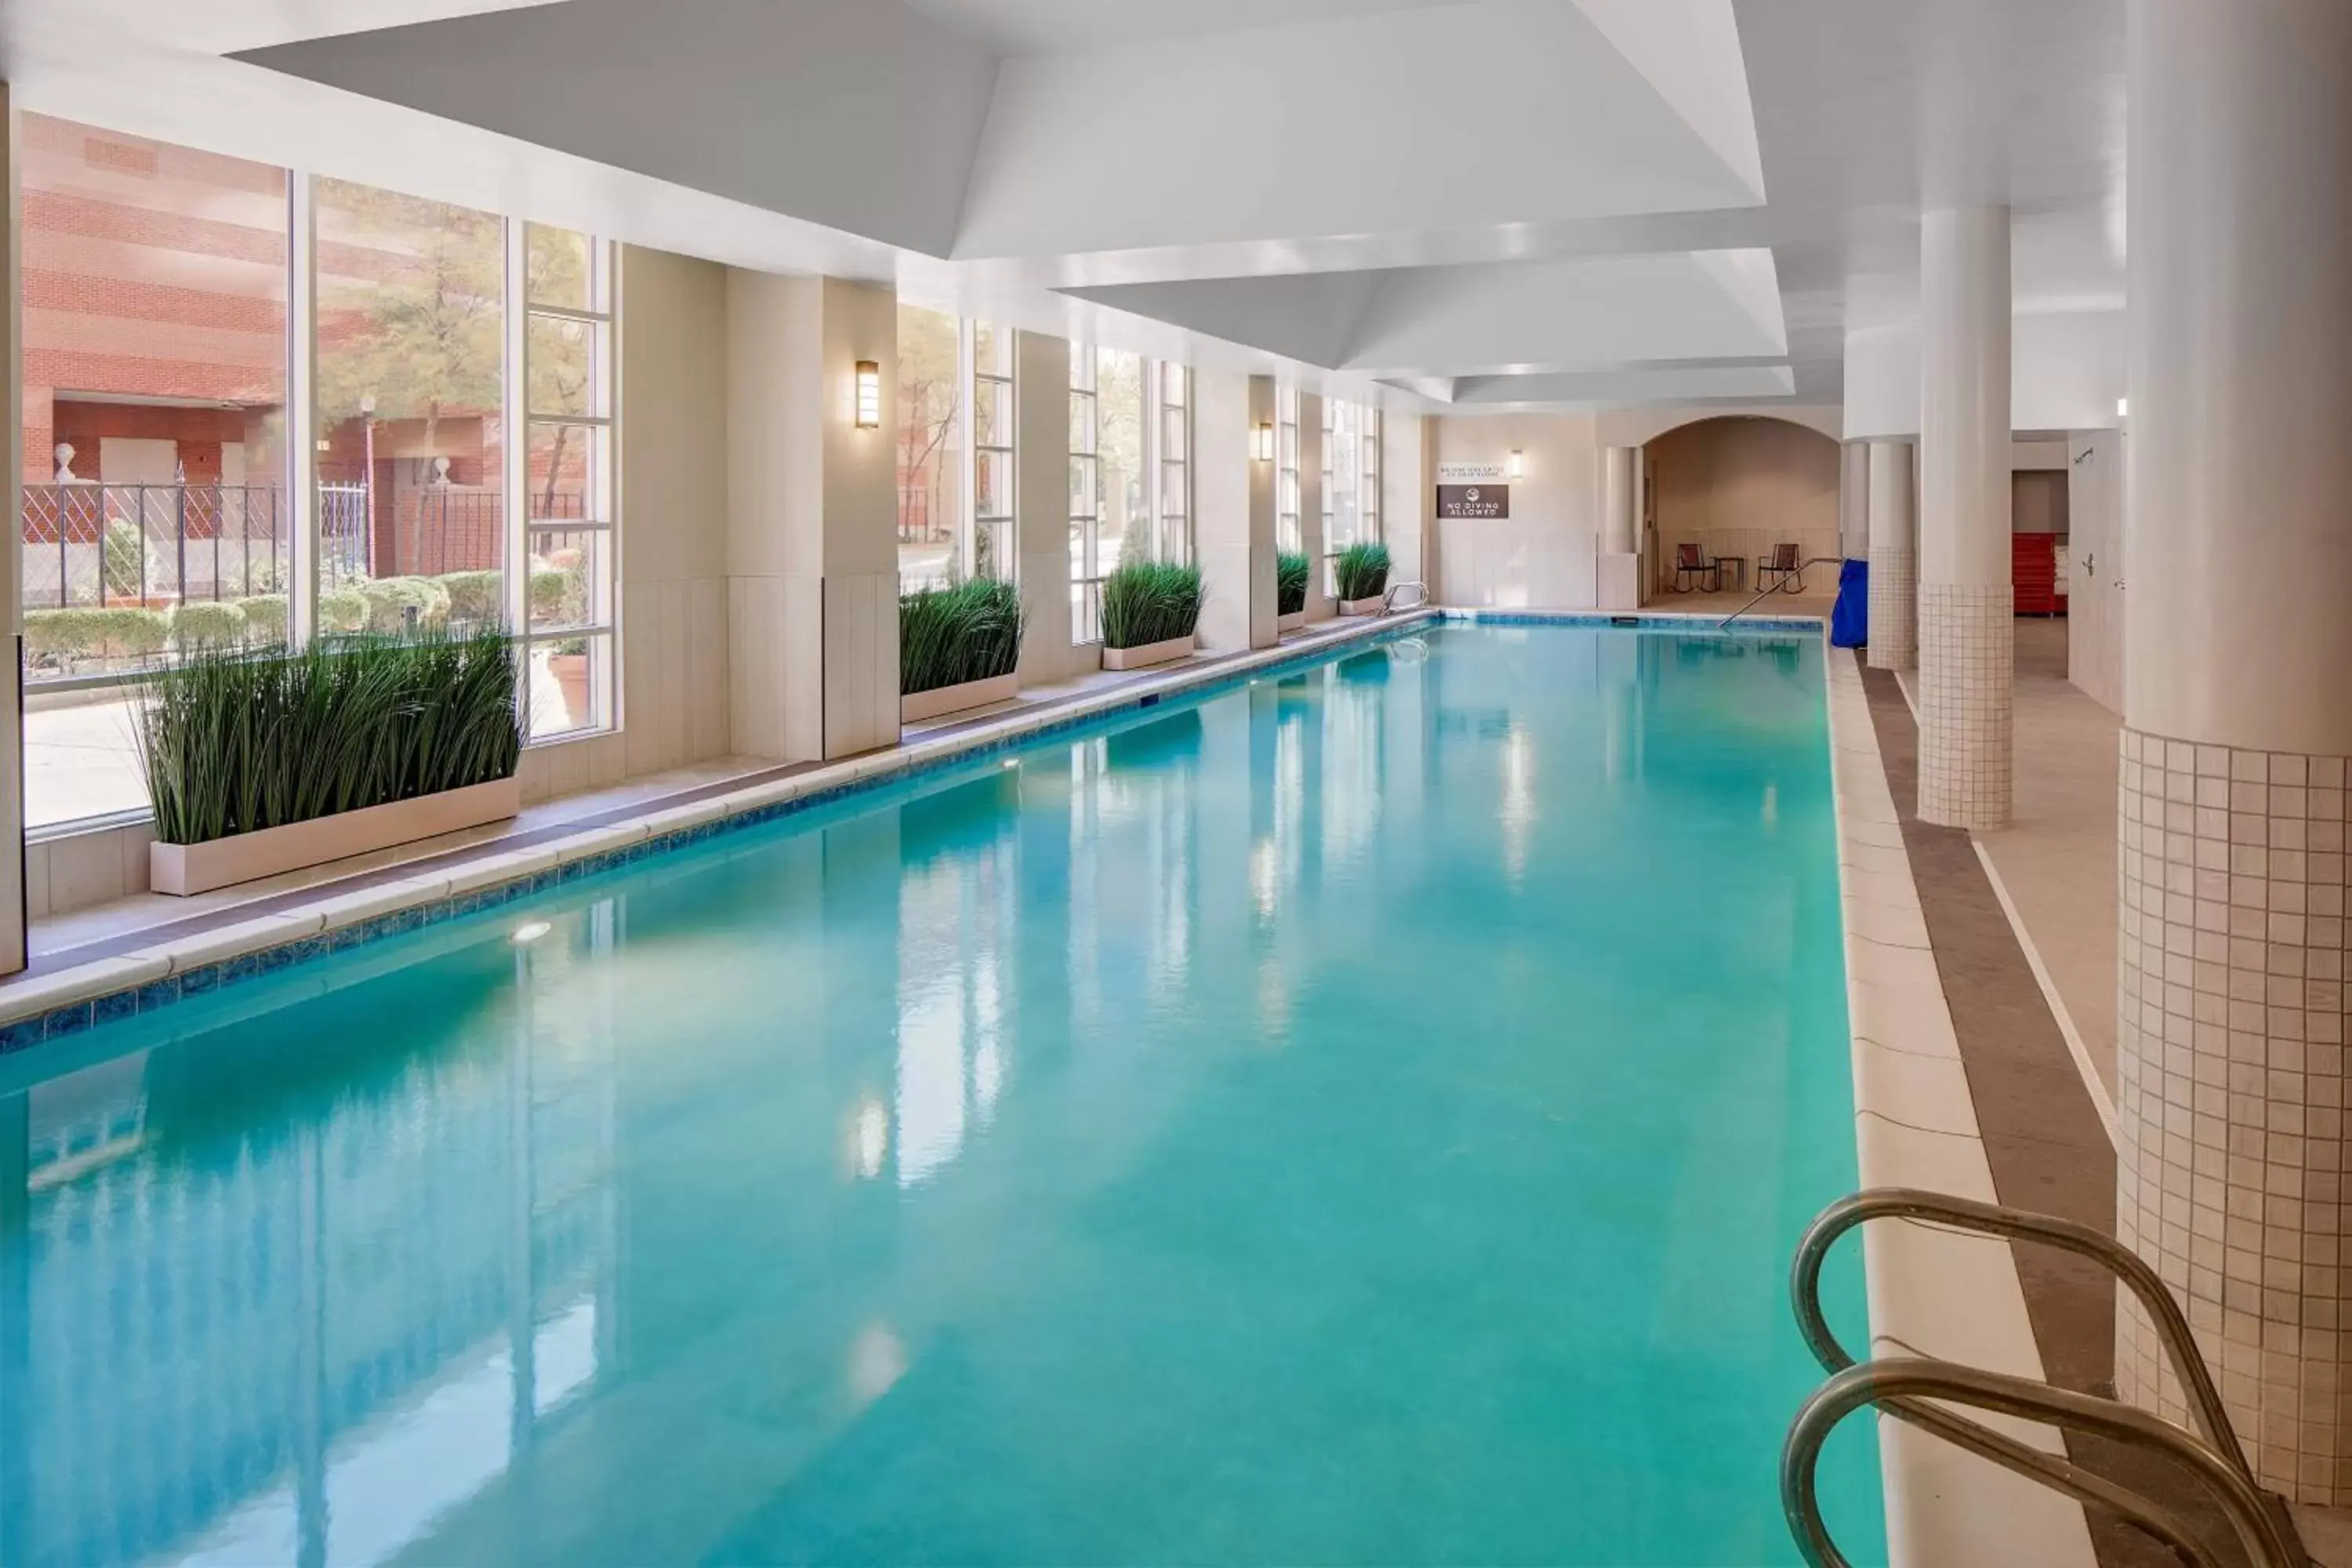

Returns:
969,320,1016,583
1069,342,1102,644
515,224,619,746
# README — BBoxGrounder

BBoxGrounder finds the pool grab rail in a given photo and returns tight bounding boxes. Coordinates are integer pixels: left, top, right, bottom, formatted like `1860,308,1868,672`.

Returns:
1382,581,1430,613
1720,557,1844,628
1784,1189,2301,1568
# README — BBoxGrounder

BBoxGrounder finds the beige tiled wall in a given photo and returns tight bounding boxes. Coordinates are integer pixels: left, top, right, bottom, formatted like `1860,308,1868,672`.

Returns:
1916,582,2014,829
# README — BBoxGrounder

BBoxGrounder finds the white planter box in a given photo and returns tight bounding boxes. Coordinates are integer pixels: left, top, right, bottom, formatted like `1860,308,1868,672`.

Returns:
1277,611,1306,633
151,775,524,897
902,672,1018,724
1338,597,1387,617
1101,634,1196,671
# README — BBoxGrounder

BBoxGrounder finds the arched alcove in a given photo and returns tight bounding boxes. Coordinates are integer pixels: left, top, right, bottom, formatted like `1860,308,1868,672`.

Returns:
1641,416,1842,595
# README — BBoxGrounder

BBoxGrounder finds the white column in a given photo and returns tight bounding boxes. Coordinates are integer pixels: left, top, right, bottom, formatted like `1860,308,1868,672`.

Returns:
1839,441,1871,561
1866,441,1918,671
1597,445,1640,610
0,87,23,976
1196,371,1276,652
1381,412,1430,599
1915,205,2013,830
724,273,898,762
2114,0,2352,1505
1013,329,1078,684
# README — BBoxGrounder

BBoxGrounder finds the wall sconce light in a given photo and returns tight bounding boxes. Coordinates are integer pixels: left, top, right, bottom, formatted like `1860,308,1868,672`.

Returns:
855,361,882,430
2115,397,2129,421
1254,421,1276,463
1508,449,1526,480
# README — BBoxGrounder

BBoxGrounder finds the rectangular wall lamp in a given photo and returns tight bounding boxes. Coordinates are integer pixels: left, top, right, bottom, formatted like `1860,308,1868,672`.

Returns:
1508,450,1526,480
1254,421,1276,463
855,361,882,429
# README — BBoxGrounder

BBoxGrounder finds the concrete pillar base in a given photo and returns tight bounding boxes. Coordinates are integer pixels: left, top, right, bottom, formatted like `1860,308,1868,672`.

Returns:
2116,725,2352,1501
1597,554,1641,612
1917,583,2014,829
1867,544,1917,671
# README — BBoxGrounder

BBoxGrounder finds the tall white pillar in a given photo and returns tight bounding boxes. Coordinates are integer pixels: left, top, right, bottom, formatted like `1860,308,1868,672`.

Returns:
1839,441,1871,561
1866,441,1918,672
1915,205,2013,829
1196,371,1277,652
1013,329,1079,684
2114,0,2352,1504
724,273,899,762
1598,445,1641,610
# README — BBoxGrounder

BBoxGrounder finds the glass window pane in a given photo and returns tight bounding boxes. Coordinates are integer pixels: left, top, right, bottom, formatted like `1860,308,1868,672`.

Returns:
1067,391,1094,455
527,312,601,419
19,111,293,780
897,303,964,592
525,223,596,311
971,375,1011,450
1069,340,1094,390
976,448,1014,521
527,423,604,524
1069,456,1096,517
527,525,603,633
974,321,1012,378
528,632,609,741
315,177,506,597
1098,350,1145,576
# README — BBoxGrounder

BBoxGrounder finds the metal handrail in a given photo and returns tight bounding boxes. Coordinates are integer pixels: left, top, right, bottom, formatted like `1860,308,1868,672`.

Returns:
1786,1189,2295,1568
1792,1189,2248,1476
1785,1359,2300,1568
1720,556,1844,627
1382,581,1429,613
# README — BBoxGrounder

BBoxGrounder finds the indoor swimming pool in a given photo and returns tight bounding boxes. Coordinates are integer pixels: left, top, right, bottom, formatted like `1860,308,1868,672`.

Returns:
0,622,1885,1566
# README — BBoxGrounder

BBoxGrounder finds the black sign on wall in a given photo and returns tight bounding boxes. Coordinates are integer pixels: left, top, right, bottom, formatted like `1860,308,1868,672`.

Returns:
1436,484,1510,520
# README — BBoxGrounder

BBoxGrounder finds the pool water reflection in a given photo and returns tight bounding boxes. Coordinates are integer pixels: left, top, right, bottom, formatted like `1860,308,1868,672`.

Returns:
0,625,1882,1566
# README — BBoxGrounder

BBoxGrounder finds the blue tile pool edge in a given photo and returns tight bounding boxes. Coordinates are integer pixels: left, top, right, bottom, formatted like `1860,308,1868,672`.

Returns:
0,606,1831,1054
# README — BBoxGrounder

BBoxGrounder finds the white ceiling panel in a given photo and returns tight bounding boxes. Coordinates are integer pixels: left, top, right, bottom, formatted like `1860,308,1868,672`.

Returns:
902,0,1440,56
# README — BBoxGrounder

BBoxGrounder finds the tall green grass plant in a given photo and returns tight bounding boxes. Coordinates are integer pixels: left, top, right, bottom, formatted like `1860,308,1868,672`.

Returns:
1101,560,1206,649
900,578,1026,695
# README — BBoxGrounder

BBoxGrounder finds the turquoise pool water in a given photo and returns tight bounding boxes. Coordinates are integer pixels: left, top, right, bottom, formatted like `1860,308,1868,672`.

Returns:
0,623,1884,1567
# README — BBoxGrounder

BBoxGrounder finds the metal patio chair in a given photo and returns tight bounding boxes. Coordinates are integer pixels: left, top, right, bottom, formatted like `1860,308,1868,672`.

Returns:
1758,542,1806,593
1671,542,1720,593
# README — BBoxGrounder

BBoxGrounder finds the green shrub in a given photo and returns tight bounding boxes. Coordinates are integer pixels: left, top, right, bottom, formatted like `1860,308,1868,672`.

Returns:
528,564,579,626
103,519,148,601
1100,560,1205,650
901,578,1025,695
435,570,505,626
136,626,522,847
1276,551,1310,616
24,608,97,667
318,587,370,635
171,601,249,650
1334,541,1393,603
236,595,290,644
85,608,172,661
357,575,452,633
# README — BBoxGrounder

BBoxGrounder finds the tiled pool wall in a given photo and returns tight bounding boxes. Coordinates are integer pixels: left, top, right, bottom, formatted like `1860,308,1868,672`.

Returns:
0,606,1829,1054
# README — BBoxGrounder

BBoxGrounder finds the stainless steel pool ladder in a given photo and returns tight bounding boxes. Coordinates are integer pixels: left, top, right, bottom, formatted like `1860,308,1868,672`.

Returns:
1382,581,1430,613
1784,1189,2306,1568
1721,557,1845,628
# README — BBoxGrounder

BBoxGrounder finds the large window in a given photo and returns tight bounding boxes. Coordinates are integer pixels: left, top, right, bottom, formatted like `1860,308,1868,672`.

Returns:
895,303,964,592
1276,387,1301,554
973,322,1014,581
1323,397,1381,593
1071,345,1189,644
519,224,615,740
19,114,292,828
16,113,620,829
1156,361,1192,565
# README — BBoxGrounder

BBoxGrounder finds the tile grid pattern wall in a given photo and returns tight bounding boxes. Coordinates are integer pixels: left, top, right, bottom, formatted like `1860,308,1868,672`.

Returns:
1867,543,1918,671
2115,727,2352,1504
1916,583,2013,829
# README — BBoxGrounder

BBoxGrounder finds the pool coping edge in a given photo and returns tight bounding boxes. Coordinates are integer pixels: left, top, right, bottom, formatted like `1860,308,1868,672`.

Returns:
1824,644,2102,1568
